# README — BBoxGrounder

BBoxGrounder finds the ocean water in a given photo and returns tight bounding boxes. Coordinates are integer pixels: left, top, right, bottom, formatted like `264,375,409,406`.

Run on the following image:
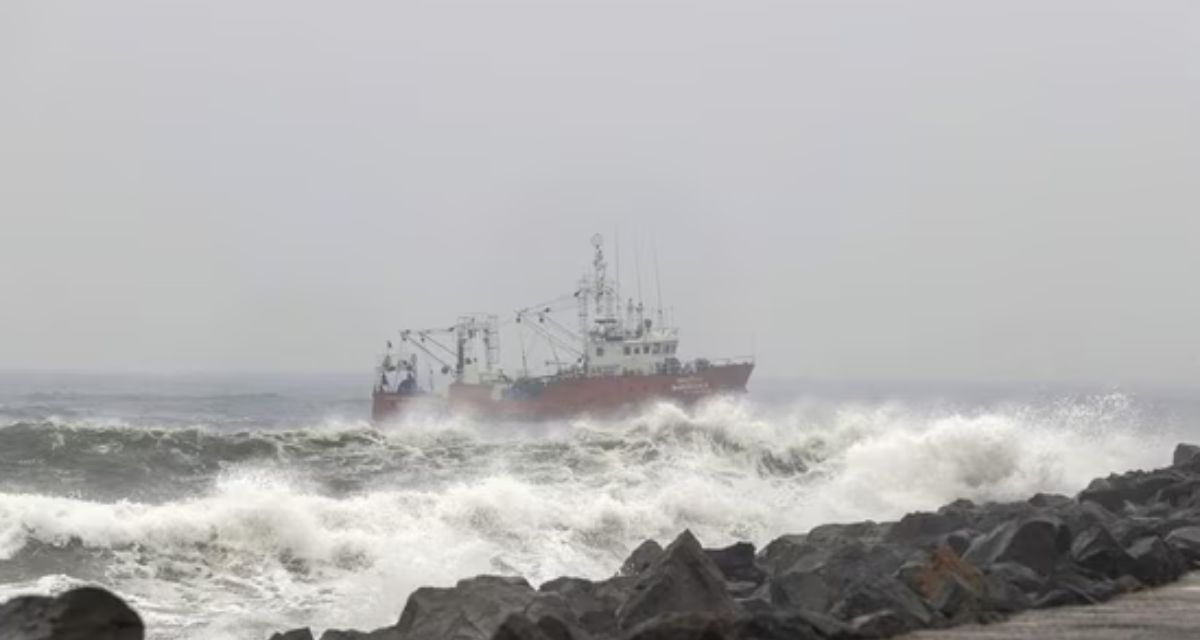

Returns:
0,371,1197,639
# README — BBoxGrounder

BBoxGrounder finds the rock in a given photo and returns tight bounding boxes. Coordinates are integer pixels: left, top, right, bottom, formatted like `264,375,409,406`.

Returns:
705,542,766,586
616,530,740,631
620,540,663,577
885,511,967,545
768,570,831,612
829,575,934,634
1027,493,1073,509
904,545,983,602
1079,470,1184,513
930,573,983,623
395,575,573,640
963,516,1070,576
979,569,1033,613
0,587,143,640
1165,525,1200,563
622,612,826,640
538,576,630,636
1126,536,1187,586
319,628,401,640
270,630,315,640
490,614,578,640
1173,443,1200,467
1069,525,1134,578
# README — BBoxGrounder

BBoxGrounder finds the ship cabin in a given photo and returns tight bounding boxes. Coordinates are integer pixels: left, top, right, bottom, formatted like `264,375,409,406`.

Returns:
585,320,681,378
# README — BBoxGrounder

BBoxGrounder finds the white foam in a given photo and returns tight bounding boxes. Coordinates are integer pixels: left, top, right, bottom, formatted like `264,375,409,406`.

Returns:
0,393,1182,638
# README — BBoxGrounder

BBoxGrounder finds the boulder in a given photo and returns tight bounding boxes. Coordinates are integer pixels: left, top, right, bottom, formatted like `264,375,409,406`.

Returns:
619,540,663,577
270,630,315,640
320,628,401,640
1079,470,1183,513
829,575,934,634
538,576,631,636
1165,525,1200,563
622,612,825,640
1173,443,1200,468
616,530,740,631
704,542,766,586
0,587,143,640
885,511,967,545
768,570,831,612
490,614,577,640
395,575,573,640
1069,525,1134,578
1125,536,1187,586
963,516,1070,576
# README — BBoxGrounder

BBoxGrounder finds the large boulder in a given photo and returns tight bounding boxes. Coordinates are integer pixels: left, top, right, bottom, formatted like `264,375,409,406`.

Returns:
704,542,766,587
538,576,631,636
1125,536,1187,586
320,628,401,640
1079,470,1185,513
620,540,664,577
395,576,574,640
1173,443,1200,468
963,516,1070,576
0,587,143,640
1165,525,1200,563
622,612,826,640
1069,524,1134,578
616,530,740,631
885,511,968,546
829,575,934,634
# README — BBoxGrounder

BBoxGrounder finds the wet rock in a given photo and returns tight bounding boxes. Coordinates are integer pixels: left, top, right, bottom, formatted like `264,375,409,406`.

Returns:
1069,524,1134,578
616,530,740,631
963,516,1070,575
490,614,578,640
270,630,315,640
1173,443,1200,468
538,576,630,636
396,575,573,640
1165,525,1200,563
0,587,143,640
319,628,401,640
1125,535,1187,586
885,512,967,545
704,542,766,586
1027,493,1073,509
622,612,826,640
1079,470,1184,513
829,575,934,634
768,570,831,612
620,540,664,577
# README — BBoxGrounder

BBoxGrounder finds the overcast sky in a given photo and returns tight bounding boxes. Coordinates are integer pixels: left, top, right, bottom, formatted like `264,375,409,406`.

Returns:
1,1,1198,385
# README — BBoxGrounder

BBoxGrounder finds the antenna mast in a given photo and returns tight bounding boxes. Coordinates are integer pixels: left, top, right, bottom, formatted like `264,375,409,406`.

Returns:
652,237,664,327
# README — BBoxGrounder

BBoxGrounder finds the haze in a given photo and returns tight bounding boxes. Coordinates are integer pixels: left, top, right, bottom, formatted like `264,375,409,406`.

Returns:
2,1,1198,386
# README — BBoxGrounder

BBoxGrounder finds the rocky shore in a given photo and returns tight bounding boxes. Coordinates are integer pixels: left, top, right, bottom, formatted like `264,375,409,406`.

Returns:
7,444,1200,640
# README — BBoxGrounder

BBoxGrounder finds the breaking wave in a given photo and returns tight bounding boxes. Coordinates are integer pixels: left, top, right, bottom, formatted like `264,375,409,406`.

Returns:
0,393,1185,639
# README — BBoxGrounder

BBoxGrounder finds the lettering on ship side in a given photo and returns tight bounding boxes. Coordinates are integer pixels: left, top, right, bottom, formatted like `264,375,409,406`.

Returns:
670,376,710,394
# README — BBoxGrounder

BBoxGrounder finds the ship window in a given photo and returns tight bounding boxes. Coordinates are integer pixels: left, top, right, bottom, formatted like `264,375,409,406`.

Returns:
653,343,662,355
596,347,605,357
624,346,631,355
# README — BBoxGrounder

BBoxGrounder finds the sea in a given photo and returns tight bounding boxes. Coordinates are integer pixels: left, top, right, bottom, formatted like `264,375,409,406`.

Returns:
1,370,1198,639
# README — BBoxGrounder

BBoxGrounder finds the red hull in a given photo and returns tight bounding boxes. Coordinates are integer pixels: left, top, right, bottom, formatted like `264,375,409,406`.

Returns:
372,362,753,422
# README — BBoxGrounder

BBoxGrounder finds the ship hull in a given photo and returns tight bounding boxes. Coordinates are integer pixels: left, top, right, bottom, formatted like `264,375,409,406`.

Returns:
372,362,753,422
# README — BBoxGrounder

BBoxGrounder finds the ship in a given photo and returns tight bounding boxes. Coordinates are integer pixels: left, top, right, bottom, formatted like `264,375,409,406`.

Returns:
371,235,754,421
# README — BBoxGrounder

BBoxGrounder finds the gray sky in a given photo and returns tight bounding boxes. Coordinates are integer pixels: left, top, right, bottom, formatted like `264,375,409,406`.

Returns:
2,1,1198,385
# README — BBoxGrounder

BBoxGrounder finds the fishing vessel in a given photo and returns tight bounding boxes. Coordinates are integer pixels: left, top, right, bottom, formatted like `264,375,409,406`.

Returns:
371,235,754,421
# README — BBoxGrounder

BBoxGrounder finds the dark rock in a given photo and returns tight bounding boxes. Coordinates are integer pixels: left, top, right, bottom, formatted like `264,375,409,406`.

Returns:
829,575,934,634
704,542,766,586
395,575,573,640
941,530,975,556
538,576,630,636
620,540,664,577
768,570,831,612
622,612,827,640
270,630,315,640
1069,525,1134,578
1126,536,1187,586
963,516,1070,575
1079,470,1184,513
885,511,967,545
1027,493,1073,509
0,587,143,640
1173,443,1200,467
616,530,740,631
979,569,1033,613
490,614,577,640
319,628,401,640
1165,525,1200,563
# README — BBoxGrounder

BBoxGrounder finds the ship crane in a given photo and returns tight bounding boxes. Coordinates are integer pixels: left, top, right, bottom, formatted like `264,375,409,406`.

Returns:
398,327,458,375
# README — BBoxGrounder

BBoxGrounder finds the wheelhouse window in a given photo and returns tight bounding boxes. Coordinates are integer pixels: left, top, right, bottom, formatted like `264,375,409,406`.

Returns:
653,343,662,354
596,347,605,357
624,346,631,355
